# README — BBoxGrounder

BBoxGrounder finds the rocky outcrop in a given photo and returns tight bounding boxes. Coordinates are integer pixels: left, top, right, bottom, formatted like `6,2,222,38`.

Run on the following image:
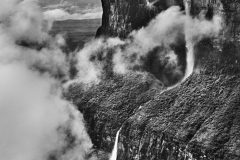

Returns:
68,0,240,159
96,0,185,38
97,0,240,42
69,50,240,160
116,51,240,159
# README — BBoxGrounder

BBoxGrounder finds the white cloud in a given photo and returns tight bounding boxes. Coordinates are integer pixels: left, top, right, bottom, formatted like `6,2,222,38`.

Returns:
0,0,94,160
75,6,222,86
44,7,102,21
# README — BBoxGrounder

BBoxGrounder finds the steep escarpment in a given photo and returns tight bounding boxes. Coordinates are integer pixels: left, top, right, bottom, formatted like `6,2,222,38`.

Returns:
69,51,240,159
96,0,184,38
97,0,240,42
68,0,240,159
116,52,240,159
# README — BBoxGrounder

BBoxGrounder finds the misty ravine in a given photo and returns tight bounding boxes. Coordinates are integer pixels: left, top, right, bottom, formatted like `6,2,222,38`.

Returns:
2,0,240,160
85,0,240,160
106,1,221,159
0,0,93,160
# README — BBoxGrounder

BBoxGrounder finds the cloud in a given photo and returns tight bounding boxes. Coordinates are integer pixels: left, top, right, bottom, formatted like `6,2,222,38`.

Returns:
73,38,125,85
0,64,92,160
0,0,94,160
40,0,101,8
44,7,102,21
74,6,222,86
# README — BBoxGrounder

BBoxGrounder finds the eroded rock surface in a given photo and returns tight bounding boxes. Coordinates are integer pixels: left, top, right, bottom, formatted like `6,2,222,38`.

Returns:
67,0,240,159
97,0,184,38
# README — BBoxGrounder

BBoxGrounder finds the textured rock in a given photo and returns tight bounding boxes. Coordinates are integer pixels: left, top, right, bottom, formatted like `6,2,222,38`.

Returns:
69,50,240,159
97,0,240,41
96,0,184,38
68,0,240,159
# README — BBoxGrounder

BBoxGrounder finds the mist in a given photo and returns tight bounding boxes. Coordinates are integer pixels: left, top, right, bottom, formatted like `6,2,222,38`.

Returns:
44,7,102,21
0,0,93,160
75,6,222,86
0,0,223,160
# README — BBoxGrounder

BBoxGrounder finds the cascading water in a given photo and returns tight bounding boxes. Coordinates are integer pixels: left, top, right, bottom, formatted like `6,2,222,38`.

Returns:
146,0,158,8
183,41,194,81
183,0,195,82
184,0,191,15
161,0,194,90
109,3,195,160
109,128,122,160
108,1,223,159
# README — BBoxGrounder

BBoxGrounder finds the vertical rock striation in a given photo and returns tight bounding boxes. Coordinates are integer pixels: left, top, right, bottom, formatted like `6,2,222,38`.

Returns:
68,0,240,160
97,0,240,44
96,0,184,38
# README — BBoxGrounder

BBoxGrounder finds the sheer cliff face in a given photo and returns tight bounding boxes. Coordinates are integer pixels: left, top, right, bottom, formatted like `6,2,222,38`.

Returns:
97,0,240,42
96,0,240,83
68,0,240,160
96,0,184,38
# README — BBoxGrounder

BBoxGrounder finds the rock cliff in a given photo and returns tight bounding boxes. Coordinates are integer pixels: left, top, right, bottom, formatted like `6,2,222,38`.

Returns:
96,0,184,38
68,0,240,159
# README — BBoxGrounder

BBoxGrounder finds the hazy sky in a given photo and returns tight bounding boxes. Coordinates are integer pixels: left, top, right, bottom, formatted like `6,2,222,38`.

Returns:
40,0,101,8
41,0,103,20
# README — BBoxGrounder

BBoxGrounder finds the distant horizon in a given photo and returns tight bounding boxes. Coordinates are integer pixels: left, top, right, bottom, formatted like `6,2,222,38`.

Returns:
52,17,102,22
41,0,103,21
40,0,101,8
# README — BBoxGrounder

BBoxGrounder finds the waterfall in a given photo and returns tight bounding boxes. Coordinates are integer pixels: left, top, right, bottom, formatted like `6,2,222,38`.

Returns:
109,128,121,160
146,0,158,8
183,0,195,82
109,2,199,160
182,41,195,82
184,0,191,15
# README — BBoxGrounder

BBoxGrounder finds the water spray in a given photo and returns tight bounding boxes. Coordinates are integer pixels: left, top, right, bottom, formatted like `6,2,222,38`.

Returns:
183,0,195,82
110,128,122,160
146,0,158,9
